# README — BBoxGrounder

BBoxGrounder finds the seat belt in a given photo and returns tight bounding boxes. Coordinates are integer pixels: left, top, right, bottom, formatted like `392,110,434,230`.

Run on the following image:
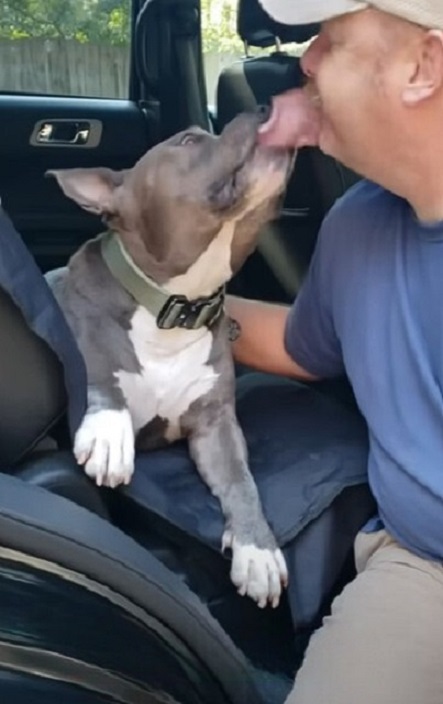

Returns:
135,0,210,143
169,2,211,133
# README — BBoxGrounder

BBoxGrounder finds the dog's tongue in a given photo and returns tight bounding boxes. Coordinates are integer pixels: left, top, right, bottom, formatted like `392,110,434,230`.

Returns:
258,88,321,149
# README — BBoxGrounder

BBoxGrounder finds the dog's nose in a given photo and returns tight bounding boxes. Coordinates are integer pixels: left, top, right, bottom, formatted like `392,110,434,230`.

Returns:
256,104,271,124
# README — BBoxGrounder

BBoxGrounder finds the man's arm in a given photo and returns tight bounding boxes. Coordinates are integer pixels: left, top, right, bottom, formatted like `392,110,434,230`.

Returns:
226,295,318,381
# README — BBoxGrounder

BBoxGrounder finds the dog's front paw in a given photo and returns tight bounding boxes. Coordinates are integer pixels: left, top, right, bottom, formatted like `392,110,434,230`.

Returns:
74,409,135,488
222,531,288,609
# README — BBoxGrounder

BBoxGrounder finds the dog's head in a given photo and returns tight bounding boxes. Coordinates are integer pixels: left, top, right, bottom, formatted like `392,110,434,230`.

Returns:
48,111,294,290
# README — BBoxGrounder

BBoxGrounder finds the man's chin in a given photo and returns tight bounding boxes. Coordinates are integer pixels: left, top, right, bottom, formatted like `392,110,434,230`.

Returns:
317,133,362,181
317,128,339,159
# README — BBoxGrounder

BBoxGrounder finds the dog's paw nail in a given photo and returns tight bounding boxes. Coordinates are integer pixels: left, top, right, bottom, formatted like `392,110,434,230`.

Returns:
222,530,233,554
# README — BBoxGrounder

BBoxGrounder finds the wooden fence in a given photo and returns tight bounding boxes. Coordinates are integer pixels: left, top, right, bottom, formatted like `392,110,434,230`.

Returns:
0,38,238,104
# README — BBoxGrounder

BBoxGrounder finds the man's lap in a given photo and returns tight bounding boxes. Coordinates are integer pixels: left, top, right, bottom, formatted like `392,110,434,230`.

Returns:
286,529,443,704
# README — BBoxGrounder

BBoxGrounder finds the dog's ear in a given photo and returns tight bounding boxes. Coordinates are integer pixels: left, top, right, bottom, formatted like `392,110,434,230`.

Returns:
46,167,125,215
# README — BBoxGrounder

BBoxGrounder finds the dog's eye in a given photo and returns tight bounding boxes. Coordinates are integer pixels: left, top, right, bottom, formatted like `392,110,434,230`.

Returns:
179,134,198,146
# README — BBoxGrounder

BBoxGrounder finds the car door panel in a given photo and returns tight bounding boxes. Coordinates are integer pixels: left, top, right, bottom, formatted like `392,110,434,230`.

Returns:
0,95,152,271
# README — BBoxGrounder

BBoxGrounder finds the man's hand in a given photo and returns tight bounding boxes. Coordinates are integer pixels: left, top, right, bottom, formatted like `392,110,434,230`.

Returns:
226,295,317,381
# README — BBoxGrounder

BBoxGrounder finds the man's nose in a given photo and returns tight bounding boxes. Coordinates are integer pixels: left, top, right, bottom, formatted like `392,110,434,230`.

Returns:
301,33,328,78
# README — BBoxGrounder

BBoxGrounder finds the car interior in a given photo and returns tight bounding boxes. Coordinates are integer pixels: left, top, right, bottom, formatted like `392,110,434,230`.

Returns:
0,0,369,702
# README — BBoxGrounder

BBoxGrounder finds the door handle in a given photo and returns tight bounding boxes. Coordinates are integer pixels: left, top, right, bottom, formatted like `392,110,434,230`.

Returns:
30,119,102,148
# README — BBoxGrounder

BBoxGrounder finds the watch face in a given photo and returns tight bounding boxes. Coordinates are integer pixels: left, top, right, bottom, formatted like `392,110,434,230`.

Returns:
228,317,241,342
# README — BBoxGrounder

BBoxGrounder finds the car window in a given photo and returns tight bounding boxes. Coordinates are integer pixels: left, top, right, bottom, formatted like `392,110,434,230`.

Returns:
201,0,244,105
201,0,313,105
0,0,132,99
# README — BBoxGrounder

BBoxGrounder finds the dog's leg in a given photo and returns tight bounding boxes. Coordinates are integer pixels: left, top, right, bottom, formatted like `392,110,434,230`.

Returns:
188,407,288,609
74,385,135,488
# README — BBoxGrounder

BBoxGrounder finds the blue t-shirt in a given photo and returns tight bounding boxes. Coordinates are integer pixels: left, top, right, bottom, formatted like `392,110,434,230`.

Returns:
285,179,443,562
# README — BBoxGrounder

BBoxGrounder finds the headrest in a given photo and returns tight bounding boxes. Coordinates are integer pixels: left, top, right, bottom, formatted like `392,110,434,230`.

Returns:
237,0,320,48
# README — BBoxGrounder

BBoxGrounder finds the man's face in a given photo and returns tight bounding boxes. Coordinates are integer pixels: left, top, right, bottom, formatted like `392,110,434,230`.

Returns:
257,7,443,206
301,9,407,176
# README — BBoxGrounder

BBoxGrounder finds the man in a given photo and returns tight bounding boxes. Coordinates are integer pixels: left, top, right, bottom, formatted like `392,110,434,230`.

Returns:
227,1,443,702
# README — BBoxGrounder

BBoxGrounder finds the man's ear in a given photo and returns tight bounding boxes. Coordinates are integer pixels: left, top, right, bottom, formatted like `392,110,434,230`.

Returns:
402,30,443,105
46,167,125,214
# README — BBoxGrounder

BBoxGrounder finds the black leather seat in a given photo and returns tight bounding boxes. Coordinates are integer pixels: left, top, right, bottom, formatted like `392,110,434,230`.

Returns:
216,0,360,297
0,472,269,703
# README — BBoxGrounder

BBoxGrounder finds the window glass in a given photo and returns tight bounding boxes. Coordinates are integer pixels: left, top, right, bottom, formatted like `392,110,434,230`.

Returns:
0,0,132,98
201,0,312,106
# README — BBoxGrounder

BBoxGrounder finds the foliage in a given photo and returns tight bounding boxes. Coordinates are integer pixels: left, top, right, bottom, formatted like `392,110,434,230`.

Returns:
201,0,243,54
0,0,244,52
0,0,131,45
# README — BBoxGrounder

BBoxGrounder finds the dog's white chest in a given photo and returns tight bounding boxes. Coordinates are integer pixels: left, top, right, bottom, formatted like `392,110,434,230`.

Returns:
115,306,219,437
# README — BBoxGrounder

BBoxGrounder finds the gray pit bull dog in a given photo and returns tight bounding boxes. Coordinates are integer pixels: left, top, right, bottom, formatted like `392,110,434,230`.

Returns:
46,110,294,609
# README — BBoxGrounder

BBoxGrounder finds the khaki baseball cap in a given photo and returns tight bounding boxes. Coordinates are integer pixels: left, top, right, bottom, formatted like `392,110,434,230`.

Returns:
258,0,443,29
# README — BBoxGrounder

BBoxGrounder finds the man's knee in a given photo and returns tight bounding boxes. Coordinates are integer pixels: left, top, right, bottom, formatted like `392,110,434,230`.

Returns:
285,531,443,704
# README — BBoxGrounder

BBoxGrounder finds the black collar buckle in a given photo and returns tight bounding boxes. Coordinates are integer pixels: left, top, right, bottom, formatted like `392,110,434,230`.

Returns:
156,286,225,330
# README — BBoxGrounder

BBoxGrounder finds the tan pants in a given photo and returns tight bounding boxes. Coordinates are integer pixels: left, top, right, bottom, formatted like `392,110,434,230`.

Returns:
286,530,443,704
